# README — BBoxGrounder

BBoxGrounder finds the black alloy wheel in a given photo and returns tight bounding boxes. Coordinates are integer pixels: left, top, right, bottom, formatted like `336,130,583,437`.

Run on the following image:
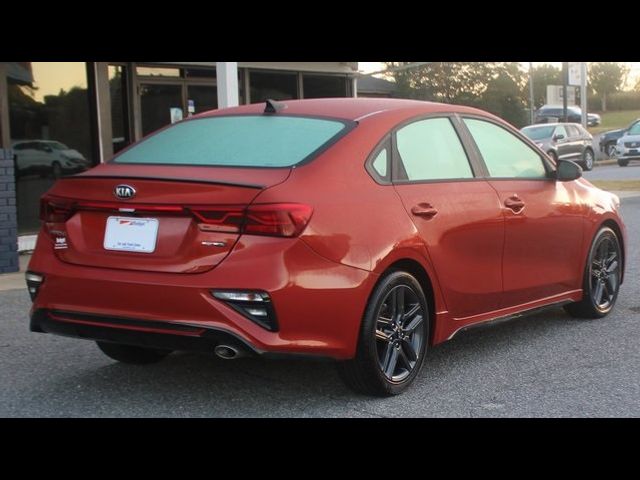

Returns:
338,271,429,396
565,227,622,318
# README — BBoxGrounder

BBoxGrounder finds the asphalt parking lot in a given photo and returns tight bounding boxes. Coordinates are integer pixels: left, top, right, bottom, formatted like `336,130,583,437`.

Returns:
1,191,639,418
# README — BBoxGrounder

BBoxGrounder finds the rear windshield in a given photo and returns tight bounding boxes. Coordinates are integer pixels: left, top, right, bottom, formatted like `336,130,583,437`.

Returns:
112,115,352,168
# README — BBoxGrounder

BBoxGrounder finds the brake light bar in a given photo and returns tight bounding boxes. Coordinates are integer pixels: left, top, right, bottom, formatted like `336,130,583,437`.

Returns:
40,195,313,238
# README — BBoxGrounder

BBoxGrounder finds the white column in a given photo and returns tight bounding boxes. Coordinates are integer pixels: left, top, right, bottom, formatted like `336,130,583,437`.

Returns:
352,76,358,98
216,62,239,109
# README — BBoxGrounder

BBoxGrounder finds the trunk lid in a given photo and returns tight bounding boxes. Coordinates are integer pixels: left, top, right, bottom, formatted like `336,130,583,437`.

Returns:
41,164,290,273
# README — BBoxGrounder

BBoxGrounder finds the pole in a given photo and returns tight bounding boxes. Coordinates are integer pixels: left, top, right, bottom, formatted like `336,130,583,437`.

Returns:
580,62,587,129
529,62,535,125
562,62,568,122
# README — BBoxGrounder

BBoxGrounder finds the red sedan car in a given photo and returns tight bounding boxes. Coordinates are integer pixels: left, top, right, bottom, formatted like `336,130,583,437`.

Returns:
26,98,626,396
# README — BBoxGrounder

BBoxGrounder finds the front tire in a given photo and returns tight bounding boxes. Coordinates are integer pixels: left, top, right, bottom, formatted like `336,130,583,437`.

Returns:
97,341,172,365
606,143,617,159
582,148,594,171
564,227,622,319
618,158,629,167
338,271,429,396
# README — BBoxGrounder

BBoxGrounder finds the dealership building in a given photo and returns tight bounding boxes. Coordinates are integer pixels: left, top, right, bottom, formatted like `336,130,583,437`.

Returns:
0,62,365,272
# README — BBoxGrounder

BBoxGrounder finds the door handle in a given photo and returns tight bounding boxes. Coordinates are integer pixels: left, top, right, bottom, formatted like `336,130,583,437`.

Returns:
411,203,438,219
504,195,525,213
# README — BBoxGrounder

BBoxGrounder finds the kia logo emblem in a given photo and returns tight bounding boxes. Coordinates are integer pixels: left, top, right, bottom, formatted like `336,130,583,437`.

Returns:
114,185,136,200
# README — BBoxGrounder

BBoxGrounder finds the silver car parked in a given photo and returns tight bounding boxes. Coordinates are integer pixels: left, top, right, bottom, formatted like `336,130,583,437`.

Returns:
521,122,595,171
615,121,640,167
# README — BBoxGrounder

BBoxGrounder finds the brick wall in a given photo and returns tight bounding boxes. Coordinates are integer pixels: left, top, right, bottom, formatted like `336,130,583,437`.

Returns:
0,148,18,273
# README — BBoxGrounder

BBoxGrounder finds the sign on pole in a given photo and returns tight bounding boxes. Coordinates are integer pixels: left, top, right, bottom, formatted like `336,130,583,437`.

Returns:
568,62,582,86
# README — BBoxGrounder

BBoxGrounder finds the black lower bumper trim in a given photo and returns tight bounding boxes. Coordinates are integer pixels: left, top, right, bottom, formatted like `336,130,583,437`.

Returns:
31,309,259,356
29,309,335,361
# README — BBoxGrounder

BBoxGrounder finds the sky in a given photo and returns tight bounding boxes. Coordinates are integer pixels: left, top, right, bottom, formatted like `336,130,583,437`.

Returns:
358,62,640,89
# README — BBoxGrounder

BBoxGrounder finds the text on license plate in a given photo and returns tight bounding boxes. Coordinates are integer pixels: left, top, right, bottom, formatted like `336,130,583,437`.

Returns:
104,217,159,253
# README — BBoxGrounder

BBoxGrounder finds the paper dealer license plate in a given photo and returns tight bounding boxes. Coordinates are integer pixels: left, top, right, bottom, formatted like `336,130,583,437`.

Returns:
104,217,159,253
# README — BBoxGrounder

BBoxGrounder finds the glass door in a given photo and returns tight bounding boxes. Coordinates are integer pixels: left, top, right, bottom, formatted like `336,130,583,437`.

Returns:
139,83,183,137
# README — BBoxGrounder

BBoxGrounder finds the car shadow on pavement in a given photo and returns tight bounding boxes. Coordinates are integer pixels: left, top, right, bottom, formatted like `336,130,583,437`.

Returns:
22,307,594,417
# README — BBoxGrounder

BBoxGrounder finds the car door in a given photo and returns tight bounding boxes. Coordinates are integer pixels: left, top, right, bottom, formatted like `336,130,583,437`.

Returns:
461,117,584,308
552,125,573,160
564,124,584,161
391,115,505,319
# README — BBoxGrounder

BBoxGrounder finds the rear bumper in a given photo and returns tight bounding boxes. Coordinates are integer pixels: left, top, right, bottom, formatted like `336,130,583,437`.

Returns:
28,232,376,360
30,309,330,360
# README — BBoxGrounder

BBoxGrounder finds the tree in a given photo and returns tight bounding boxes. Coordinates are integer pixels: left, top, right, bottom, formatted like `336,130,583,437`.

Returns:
385,62,528,126
588,62,629,111
525,64,561,108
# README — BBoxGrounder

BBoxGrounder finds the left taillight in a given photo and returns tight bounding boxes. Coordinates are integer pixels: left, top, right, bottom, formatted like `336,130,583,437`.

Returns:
40,195,75,223
188,203,313,238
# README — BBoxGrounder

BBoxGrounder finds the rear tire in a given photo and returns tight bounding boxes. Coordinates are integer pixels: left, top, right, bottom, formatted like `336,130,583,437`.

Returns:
97,341,172,365
337,271,429,396
564,227,622,319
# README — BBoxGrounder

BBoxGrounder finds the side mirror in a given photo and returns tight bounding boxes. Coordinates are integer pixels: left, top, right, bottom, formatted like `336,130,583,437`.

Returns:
553,134,565,142
556,159,582,182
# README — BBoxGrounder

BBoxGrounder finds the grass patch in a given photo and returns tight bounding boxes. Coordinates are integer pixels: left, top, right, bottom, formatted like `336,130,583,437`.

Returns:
590,180,640,191
589,110,640,134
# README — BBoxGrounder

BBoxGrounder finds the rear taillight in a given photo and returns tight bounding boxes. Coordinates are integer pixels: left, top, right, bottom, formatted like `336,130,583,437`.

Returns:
40,195,75,223
189,203,313,238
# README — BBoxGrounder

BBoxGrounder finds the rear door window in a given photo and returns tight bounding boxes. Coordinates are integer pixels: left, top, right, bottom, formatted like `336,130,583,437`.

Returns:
394,117,473,181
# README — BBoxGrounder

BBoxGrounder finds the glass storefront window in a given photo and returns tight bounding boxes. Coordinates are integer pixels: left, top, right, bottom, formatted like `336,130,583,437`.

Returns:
7,62,95,235
109,65,130,154
303,74,349,98
136,67,180,77
140,84,183,137
249,71,298,103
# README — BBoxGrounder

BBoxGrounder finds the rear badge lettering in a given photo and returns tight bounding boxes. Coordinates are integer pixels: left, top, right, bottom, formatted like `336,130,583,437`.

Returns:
114,185,136,200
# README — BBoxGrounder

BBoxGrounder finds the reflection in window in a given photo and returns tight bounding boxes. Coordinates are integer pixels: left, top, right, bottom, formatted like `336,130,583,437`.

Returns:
303,75,349,98
136,67,180,77
464,118,547,179
250,71,298,103
7,62,95,234
109,65,130,153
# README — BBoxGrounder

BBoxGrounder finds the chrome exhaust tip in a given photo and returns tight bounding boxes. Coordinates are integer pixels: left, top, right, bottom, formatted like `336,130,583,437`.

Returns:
214,345,242,360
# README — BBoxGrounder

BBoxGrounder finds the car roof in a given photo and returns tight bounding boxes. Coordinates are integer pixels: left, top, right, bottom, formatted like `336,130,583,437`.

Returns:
196,97,502,124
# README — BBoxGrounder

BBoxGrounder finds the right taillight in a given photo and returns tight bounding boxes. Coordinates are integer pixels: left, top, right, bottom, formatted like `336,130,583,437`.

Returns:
40,195,75,223
188,203,313,238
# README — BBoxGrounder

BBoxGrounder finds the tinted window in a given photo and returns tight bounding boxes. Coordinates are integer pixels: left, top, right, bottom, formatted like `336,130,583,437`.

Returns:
395,118,473,181
628,122,640,135
464,118,547,179
113,115,349,168
565,125,580,138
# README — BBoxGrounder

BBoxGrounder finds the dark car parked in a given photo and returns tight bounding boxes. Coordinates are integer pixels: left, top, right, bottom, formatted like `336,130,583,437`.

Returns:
521,122,595,170
535,105,601,127
599,119,640,158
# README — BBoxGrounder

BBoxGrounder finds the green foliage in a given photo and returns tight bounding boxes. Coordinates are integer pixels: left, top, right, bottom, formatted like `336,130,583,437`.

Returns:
588,91,640,112
525,64,561,108
588,63,629,111
385,62,529,127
